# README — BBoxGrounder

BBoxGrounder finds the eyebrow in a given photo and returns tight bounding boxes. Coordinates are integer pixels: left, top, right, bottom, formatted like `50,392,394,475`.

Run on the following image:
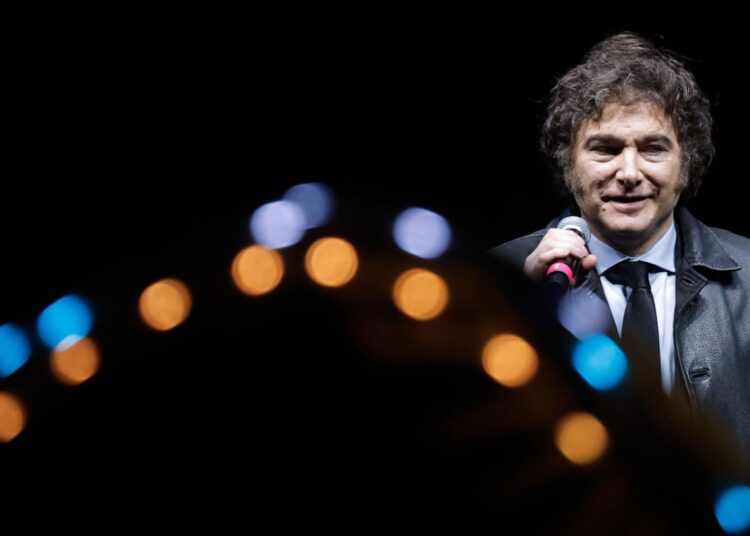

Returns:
582,134,675,149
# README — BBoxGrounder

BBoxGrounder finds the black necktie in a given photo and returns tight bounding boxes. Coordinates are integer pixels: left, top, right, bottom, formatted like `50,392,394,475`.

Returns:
604,261,662,395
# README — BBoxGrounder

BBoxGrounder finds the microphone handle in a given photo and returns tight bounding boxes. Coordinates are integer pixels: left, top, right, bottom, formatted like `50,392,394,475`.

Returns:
547,270,572,289
546,256,581,289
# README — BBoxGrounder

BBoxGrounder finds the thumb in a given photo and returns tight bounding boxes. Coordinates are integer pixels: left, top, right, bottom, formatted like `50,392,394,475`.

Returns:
580,254,597,272
572,254,598,286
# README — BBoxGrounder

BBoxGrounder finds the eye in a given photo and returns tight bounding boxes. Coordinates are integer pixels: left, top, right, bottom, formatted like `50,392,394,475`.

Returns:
643,145,665,155
592,146,619,155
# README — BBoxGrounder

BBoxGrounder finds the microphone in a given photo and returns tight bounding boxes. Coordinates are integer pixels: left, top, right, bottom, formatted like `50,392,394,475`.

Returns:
546,216,591,290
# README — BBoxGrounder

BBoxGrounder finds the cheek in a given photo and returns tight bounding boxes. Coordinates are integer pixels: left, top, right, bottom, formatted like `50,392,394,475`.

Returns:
574,174,607,197
571,157,616,196
572,188,604,216
576,161,613,185
646,160,681,183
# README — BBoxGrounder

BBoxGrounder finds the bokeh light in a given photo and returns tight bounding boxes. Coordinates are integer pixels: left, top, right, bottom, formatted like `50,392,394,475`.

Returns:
0,324,31,378
37,295,93,350
50,337,101,386
393,207,451,259
557,288,613,339
0,392,26,443
283,182,335,229
715,485,750,534
572,334,628,390
139,278,192,331
231,245,284,296
250,200,306,249
392,268,449,321
481,334,539,388
305,237,358,287
555,411,609,465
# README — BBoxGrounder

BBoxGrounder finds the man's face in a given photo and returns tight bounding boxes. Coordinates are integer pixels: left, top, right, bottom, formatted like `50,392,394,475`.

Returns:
568,101,683,255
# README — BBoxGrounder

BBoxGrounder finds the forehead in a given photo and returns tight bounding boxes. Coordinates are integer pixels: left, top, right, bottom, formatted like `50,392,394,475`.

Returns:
575,101,677,144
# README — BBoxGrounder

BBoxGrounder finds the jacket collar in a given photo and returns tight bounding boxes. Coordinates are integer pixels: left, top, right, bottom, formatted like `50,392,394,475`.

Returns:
675,207,740,272
547,205,741,273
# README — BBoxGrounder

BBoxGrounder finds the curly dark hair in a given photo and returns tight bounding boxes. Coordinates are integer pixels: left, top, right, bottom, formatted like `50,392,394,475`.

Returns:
540,32,714,201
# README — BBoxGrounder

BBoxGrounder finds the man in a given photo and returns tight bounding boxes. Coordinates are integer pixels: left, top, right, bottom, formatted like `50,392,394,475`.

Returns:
490,32,750,465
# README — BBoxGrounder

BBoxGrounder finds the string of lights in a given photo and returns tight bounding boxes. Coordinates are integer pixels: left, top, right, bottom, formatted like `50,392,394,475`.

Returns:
0,182,747,533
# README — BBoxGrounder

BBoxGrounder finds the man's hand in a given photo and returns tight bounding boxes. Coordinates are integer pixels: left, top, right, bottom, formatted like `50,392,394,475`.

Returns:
523,228,597,285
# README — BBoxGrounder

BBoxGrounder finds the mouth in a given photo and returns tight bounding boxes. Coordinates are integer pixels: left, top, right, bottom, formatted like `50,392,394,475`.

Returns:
602,195,651,203
602,194,652,213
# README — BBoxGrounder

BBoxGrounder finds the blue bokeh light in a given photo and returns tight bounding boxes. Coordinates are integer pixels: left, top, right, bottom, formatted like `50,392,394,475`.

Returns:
572,334,628,390
249,200,306,249
0,324,31,378
392,207,451,259
282,182,335,229
715,485,750,534
37,295,93,350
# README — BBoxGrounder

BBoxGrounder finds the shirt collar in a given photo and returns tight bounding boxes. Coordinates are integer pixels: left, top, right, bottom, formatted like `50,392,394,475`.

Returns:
589,220,677,275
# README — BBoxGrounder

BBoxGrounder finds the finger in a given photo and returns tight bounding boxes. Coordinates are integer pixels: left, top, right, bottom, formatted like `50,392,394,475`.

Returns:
539,241,590,260
541,232,587,255
537,247,578,265
571,255,598,286
546,228,587,247
580,254,598,272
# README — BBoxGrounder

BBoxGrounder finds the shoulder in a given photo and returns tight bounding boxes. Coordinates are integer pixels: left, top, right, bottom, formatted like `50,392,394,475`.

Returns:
679,207,750,269
487,229,547,271
707,225,750,247
707,226,750,262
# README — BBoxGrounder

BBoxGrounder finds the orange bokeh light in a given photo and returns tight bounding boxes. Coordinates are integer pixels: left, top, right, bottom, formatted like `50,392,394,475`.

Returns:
555,411,609,465
139,278,192,331
304,237,358,287
231,245,284,296
51,337,101,386
0,392,26,443
392,268,449,320
481,334,539,388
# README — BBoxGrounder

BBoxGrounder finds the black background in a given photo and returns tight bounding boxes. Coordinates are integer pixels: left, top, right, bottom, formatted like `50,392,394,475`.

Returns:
2,5,749,531
4,5,750,307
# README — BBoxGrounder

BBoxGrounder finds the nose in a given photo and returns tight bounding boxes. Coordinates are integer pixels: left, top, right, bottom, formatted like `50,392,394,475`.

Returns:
614,147,641,185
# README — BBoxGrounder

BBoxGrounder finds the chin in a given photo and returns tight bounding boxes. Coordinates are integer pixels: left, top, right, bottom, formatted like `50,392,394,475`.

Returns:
597,222,653,248
599,219,648,235
602,213,654,232
607,227,650,239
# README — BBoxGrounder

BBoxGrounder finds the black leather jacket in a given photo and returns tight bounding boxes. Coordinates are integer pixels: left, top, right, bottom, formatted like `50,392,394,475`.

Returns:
489,207,750,467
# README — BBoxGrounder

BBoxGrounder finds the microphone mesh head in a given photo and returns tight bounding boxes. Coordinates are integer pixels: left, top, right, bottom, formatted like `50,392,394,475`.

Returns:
558,216,591,244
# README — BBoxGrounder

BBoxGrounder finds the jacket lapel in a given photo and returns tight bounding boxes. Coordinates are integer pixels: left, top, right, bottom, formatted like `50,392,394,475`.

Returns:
675,207,740,324
672,208,741,409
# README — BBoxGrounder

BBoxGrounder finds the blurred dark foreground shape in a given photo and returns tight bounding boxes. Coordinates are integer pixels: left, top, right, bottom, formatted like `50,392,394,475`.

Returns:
1,215,747,534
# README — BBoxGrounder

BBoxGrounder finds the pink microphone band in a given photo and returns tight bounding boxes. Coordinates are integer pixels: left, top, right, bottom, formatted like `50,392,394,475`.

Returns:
546,262,574,281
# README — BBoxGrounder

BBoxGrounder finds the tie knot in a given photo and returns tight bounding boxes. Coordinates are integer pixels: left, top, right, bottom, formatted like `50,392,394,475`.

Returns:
605,261,655,289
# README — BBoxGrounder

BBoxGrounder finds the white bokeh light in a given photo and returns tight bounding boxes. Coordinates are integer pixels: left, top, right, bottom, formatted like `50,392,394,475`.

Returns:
282,182,335,229
249,200,306,249
557,287,613,340
393,207,452,259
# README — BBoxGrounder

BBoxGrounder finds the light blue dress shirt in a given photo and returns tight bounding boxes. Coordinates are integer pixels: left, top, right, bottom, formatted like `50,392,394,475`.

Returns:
588,222,677,395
